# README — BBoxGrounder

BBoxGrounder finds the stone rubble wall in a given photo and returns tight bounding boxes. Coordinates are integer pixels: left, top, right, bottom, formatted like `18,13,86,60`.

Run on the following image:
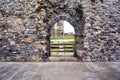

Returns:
0,0,42,61
84,0,120,61
0,0,119,61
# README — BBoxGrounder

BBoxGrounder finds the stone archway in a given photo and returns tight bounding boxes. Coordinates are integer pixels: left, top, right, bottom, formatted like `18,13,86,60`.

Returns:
36,0,86,60
47,15,82,57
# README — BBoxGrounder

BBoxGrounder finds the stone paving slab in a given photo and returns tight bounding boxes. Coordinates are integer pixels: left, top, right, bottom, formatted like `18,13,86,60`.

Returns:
0,62,120,80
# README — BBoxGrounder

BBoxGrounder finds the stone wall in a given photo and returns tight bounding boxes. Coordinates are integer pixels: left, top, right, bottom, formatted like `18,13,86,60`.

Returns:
0,0,119,61
84,0,120,61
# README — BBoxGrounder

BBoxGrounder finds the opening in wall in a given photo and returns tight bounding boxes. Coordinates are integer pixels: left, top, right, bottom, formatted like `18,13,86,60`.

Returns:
50,20,75,57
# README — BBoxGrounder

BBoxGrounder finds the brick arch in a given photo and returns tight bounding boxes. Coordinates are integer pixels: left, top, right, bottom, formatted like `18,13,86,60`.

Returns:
47,15,82,57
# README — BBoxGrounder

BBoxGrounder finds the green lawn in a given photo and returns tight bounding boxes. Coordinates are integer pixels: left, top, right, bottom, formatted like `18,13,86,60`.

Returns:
51,35,74,40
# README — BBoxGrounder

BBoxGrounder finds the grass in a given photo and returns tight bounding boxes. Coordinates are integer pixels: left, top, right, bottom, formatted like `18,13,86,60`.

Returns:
51,35,74,40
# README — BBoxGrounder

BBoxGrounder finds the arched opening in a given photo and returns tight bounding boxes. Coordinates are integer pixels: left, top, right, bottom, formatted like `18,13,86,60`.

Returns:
50,20,75,57
47,15,81,58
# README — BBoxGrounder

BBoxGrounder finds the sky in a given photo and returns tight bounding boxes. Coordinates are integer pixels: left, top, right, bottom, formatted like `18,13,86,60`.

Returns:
63,21,75,34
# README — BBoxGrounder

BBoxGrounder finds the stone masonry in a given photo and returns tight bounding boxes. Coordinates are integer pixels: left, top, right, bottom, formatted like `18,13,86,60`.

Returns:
0,0,120,61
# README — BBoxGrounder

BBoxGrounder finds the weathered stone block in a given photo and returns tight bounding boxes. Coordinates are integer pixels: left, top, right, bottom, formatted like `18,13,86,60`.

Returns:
35,44,43,49
21,38,33,43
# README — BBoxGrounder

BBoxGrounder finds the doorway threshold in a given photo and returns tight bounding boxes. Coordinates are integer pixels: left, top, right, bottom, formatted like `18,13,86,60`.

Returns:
48,56,78,62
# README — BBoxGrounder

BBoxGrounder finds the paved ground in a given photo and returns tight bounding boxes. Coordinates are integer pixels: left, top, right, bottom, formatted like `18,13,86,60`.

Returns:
0,62,120,80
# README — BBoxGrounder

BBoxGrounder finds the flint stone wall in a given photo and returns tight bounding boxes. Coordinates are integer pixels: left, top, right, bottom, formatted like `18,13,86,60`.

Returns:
0,0,119,61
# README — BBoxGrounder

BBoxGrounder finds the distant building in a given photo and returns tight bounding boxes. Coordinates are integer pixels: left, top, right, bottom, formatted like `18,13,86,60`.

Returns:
51,20,64,38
